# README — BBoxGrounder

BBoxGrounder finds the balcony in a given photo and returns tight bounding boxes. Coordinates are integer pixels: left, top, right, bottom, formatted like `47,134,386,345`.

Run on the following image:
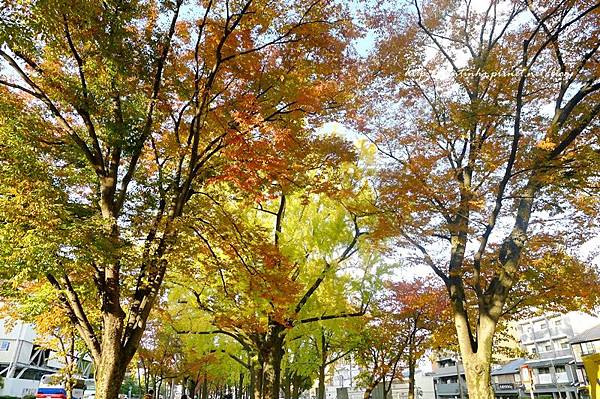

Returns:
436,383,466,396
556,372,569,383
537,374,553,384
520,326,574,343
536,349,573,359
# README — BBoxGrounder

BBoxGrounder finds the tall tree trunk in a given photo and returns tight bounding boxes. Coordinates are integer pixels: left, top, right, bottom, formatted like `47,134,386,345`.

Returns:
455,183,537,399
250,363,258,399
191,374,201,398
237,373,244,399
202,375,209,399
282,372,291,399
318,329,327,399
91,258,152,399
271,336,284,399
318,364,326,399
158,377,164,399
454,310,495,399
407,342,415,399
255,355,266,399
262,352,275,399
291,374,301,399
259,332,285,399
362,382,377,399
95,325,128,399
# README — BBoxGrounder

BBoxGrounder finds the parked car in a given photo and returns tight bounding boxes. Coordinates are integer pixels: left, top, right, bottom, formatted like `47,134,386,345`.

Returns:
36,374,87,399
83,378,96,399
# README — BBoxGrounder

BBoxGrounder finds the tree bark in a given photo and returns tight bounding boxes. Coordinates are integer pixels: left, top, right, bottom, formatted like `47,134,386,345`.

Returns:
95,356,128,399
282,372,291,399
262,352,275,399
454,311,496,399
290,374,301,399
407,343,415,399
237,373,244,399
157,378,164,399
256,330,285,399
318,329,327,399
250,364,258,399
94,309,131,399
202,375,209,399
318,364,326,399
362,382,377,399
271,336,284,399
254,359,264,399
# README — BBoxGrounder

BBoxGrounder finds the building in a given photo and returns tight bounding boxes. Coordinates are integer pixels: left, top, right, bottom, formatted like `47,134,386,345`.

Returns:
491,358,525,399
434,354,581,399
516,313,591,359
0,319,92,397
512,312,599,399
325,358,435,399
332,376,435,399
494,311,599,399
430,355,467,399
491,356,583,399
569,323,600,398
431,312,600,399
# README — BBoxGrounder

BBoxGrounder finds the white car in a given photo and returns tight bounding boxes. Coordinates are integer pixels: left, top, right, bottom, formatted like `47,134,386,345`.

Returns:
83,379,96,399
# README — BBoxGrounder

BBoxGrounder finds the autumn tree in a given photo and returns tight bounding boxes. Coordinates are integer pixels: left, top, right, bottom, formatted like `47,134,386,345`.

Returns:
354,301,408,399
137,323,183,396
280,336,318,399
170,164,378,399
385,279,450,399
0,283,91,399
286,315,363,399
0,1,357,398
361,0,600,397
311,323,360,399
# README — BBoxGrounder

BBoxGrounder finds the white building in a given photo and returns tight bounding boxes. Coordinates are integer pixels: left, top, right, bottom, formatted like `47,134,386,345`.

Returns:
323,358,434,399
491,311,600,399
517,312,600,359
0,319,92,397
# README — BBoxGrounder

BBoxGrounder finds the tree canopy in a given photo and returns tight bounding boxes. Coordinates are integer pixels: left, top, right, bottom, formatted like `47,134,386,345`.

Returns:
1,1,599,399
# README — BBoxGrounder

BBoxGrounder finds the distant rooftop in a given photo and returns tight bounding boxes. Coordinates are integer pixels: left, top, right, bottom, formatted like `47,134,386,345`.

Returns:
570,323,600,344
491,358,526,376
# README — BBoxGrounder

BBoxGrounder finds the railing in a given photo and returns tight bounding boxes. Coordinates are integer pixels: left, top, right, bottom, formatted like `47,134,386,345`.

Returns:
537,349,573,359
435,383,465,395
537,374,553,384
520,325,574,343
555,372,569,383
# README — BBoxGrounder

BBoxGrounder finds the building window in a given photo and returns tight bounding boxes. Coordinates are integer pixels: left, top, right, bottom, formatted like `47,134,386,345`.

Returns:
544,343,552,352
538,367,550,374
560,341,569,349
582,342,596,355
554,319,562,327
555,366,566,374
0,340,10,351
